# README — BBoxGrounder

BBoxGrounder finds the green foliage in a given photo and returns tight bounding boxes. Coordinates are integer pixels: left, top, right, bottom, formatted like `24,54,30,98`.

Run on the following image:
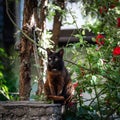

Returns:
47,2,66,21
63,0,120,119
0,48,10,100
0,48,18,101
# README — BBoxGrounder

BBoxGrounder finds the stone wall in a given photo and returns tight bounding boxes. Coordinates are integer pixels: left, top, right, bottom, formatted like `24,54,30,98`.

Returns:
0,101,63,120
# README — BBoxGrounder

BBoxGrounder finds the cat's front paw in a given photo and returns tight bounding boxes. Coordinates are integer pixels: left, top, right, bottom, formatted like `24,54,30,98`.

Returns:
48,95,65,101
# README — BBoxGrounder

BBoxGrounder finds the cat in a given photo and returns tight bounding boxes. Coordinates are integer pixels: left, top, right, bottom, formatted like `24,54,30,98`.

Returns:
44,48,73,104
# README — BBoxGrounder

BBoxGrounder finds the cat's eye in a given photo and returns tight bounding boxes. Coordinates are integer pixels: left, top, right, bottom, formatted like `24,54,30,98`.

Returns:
48,57,51,61
55,57,58,61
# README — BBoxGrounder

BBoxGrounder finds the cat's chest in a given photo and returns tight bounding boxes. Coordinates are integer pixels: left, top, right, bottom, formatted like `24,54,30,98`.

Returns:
50,75,63,83
47,69,66,84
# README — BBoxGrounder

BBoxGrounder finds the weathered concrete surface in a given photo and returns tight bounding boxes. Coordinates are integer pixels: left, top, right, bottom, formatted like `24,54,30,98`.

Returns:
0,101,62,120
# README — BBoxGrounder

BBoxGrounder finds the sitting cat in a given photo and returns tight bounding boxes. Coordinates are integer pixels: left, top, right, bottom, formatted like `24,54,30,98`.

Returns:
44,48,73,104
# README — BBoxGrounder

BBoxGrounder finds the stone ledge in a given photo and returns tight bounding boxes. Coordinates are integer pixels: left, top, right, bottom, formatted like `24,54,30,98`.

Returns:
0,101,61,107
0,101,63,120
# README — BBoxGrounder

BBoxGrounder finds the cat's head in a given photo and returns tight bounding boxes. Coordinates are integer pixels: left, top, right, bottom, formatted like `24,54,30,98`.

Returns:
46,48,64,71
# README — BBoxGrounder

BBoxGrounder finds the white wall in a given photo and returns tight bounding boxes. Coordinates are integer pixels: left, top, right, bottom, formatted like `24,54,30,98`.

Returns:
46,2,86,29
46,2,95,30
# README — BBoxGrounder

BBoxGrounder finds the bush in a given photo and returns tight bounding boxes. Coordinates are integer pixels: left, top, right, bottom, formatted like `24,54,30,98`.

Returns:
64,0,120,119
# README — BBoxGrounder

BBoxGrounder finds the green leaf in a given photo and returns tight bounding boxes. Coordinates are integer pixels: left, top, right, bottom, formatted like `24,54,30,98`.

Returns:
0,72,3,78
82,29,85,35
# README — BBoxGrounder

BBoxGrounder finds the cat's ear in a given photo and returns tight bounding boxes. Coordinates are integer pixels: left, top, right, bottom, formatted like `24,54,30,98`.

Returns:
46,48,53,55
58,48,64,57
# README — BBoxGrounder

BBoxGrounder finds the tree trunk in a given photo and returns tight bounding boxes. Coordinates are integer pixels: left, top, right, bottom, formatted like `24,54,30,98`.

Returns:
34,0,48,96
19,0,37,100
34,0,47,35
52,0,65,49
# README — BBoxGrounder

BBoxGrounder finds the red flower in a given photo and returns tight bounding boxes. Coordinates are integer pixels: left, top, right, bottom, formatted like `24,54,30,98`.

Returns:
99,6,108,14
73,82,78,89
113,46,120,56
117,18,120,27
96,34,105,46
110,4,116,9
110,0,119,9
68,102,74,107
